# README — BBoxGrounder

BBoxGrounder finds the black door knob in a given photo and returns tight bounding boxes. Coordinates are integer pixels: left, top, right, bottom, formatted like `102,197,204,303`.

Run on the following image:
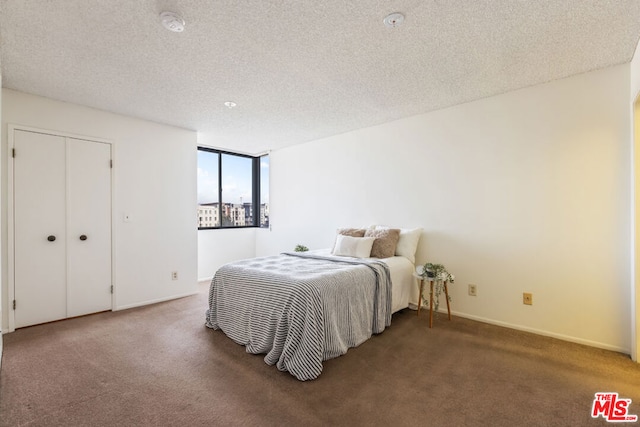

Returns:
79,235,88,241
47,235,56,242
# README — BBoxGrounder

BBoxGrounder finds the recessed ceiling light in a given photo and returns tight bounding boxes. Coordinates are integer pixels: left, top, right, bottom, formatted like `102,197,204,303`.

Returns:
160,11,185,32
383,12,405,28
224,101,237,109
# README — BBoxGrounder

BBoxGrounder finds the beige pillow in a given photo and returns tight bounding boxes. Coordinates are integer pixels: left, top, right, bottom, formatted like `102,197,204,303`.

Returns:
337,227,366,237
332,228,366,253
375,226,422,263
364,228,401,258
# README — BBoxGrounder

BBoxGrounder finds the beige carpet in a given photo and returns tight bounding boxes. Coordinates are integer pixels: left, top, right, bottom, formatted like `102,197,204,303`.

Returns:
1,282,639,426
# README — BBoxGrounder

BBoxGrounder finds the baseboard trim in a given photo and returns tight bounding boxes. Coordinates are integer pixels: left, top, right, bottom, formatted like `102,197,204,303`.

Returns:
407,302,629,354
448,310,629,354
114,291,198,311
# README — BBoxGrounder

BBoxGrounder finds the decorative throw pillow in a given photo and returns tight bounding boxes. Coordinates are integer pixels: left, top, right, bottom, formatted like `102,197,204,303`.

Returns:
375,226,422,263
337,227,366,237
332,228,367,254
332,235,375,258
364,228,401,258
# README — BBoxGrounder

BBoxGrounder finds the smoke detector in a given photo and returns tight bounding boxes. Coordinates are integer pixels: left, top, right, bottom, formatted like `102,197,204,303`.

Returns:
383,12,405,28
160,11,185,32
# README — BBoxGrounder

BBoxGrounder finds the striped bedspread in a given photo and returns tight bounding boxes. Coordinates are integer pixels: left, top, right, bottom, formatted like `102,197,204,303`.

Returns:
205,252,392,381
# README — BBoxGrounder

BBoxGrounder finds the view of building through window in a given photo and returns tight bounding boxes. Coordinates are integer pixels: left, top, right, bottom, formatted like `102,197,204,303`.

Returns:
260,154,269,227
197,148,269,229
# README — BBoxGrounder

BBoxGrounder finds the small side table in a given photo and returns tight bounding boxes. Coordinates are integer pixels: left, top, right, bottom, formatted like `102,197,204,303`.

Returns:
414,274,452,328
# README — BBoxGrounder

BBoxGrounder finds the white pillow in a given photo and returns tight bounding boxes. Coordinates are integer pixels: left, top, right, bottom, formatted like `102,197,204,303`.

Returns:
332,235,375,258
375,226,422,263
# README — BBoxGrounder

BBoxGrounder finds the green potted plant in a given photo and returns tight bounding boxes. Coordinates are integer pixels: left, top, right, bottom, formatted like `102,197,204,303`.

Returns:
416,262,454,312
294,244,309,252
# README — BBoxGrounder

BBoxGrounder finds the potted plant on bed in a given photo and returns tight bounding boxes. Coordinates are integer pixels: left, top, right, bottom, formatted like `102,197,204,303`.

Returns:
416,262,454,312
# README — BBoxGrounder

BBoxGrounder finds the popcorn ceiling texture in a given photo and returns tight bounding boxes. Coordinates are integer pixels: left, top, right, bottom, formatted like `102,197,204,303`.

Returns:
1,0,640,153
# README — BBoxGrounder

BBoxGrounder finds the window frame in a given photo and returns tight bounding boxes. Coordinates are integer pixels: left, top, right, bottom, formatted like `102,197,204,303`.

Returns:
197,147,266,230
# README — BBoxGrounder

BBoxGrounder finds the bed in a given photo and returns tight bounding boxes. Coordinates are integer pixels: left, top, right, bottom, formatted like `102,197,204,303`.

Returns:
205,226,421,380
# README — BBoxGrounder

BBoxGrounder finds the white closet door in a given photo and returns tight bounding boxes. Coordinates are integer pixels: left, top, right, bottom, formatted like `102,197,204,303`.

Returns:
66,138,112,317
14,130,67,328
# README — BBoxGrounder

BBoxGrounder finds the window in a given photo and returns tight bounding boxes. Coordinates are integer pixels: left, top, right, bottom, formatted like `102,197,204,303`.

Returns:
197,147,269,229
260,154,269,228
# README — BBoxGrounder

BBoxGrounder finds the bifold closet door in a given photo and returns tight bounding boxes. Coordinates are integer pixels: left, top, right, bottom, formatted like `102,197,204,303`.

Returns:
13,131,112,328
67,138,112,318
14,130,67,328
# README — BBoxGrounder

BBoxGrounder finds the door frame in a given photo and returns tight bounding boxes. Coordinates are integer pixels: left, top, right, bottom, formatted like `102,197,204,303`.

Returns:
7,124,115,332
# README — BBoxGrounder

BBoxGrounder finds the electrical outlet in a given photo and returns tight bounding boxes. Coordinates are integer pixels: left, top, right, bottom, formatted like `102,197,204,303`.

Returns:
468,284,477,296
523,292,533,305
171,271,178,280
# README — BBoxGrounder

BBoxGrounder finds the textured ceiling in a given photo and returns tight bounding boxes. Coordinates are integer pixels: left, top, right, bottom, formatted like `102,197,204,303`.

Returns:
2,1,640,154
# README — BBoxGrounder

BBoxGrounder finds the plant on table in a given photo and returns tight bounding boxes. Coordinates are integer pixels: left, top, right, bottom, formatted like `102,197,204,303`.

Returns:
416,262,454,312
294,244,309,252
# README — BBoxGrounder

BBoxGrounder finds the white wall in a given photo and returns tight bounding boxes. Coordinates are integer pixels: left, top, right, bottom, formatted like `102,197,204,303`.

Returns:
0,59,3,363
630,38,640,99
630,37,640,362
257,64,632,353
1,89,198,329
632,99,639,362
198,228,256,280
